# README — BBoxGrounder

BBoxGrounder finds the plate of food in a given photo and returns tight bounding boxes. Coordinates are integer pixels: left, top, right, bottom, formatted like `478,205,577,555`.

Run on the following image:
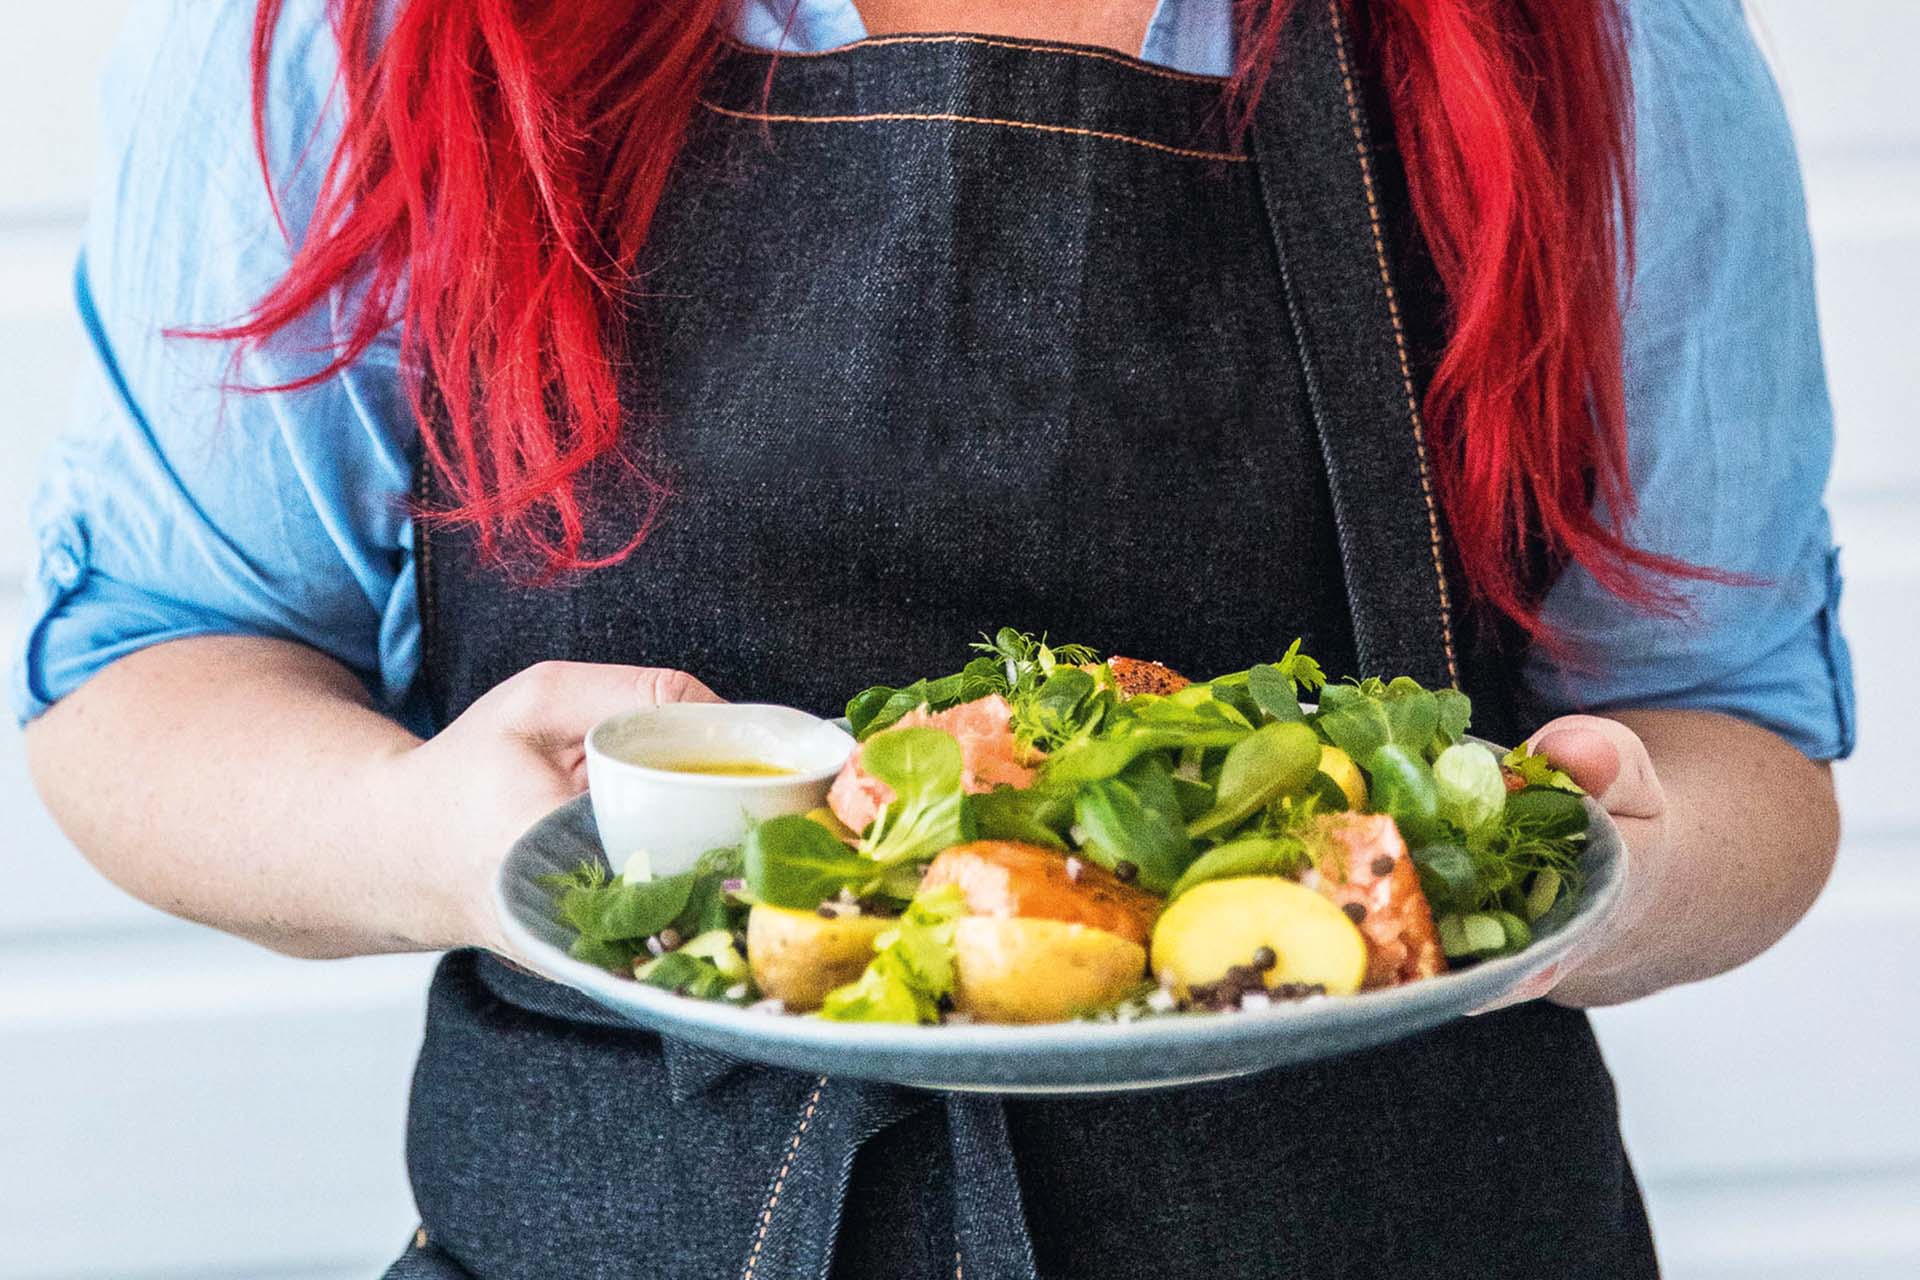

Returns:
495,629,1622,1093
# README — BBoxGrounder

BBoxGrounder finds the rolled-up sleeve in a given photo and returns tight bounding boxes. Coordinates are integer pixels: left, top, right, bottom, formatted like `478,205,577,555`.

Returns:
11,0,419,725
1525,0,1857,762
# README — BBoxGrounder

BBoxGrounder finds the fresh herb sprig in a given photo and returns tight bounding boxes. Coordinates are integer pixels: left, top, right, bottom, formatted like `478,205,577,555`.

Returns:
843,628,1102,742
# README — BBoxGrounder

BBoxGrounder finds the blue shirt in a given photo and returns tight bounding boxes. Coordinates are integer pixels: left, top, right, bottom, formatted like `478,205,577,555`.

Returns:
13,0,1857,760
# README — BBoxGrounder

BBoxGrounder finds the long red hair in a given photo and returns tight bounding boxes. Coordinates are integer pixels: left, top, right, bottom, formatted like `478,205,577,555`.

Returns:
211,0,1695,631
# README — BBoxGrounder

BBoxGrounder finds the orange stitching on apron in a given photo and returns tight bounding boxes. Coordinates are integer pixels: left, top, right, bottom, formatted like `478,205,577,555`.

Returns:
721,32,1227,85
955,1246,965,1279
412,450,437,681
1325,0,1461,687
701,100,1248,163
740,1076,829,1280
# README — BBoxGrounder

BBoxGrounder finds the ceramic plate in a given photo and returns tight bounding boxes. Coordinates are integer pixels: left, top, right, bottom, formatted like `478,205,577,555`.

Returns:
494,787,1623,1095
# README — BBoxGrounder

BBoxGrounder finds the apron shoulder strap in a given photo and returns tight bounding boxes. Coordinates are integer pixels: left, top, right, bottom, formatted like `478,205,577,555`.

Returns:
1251,0,1461,691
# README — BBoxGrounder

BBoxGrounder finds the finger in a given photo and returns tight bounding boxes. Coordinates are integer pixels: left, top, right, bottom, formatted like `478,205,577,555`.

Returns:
497,660,725,749
1529,715,1664,820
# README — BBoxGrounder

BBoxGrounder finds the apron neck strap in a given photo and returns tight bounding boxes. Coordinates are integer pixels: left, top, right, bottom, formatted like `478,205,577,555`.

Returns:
1250,0,1462,690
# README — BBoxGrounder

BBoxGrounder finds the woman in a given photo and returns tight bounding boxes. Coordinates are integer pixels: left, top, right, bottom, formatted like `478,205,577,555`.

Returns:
20,0,1850,1276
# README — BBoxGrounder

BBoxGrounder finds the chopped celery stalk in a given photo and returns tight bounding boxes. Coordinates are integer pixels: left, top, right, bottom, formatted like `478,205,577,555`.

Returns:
1438,911,1525,959
1460,913,1506,955
1492,911,1532,952
1524,869,1563,921
679,929,750,981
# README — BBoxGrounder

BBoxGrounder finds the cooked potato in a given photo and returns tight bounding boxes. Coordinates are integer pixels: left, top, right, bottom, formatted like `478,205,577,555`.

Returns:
1151,877,1367,998
1317,745,1369,810
923,841,1160,946
950,916,1147,1024
746,905,891,1011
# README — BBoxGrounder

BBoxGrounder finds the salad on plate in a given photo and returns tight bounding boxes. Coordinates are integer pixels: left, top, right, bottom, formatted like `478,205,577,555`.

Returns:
543,630,1590,1026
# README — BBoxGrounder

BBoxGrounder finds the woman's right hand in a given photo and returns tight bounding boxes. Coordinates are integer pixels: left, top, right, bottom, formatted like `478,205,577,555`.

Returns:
28,636,722,961
385,661,723,957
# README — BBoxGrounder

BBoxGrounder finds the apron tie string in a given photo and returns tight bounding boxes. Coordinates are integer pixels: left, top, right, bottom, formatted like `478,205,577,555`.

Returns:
731,1077,1040,1280
945,1094,1042,1280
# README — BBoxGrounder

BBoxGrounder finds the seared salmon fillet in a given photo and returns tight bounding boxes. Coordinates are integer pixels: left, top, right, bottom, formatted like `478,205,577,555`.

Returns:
923,841,1162,947
1300,813,1446,987
1106,656,1190,697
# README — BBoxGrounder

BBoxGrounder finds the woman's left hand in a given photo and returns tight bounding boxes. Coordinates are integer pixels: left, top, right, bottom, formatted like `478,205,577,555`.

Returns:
1475,714,1671,1011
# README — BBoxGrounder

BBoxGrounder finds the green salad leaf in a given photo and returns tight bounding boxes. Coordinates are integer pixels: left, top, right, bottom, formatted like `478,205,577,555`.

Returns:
743,815,876,909
1167,835,1310,900
1041,703,1248,790
541,859,691,951
1312,674,1473,767
969,784,1073,849
861,726,974,865
635,930,752,1002
1245,663,1307,723
541,851,749,972
1012,666,1110,752
1273,637,1328,697
1074,755,1194,894
1364,743,1444,846
1432,742,1505,833
1409,840,1481,913
819,884,967,1024
1186,721,1323,840
845,674,958,740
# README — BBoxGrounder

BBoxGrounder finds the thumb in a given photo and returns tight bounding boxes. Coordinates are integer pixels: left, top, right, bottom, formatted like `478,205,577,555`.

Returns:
1528,714,1664,820
495,660,725,751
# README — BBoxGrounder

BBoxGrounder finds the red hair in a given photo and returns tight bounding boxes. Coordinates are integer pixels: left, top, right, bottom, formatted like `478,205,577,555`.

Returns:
212,0,1697,628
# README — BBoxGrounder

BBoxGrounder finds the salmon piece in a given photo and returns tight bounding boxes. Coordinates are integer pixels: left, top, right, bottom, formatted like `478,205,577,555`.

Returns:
827,695,1038,836
1105,656,1190,698
923,841,1162,948
1299,813,1446,988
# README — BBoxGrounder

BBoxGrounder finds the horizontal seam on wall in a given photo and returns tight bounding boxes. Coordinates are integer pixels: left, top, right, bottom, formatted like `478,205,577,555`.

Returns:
700,101,1247,162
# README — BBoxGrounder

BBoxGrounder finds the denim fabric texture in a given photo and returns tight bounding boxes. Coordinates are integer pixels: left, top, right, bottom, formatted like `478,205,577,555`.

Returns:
419,38,1357,728
403,5,1657,1277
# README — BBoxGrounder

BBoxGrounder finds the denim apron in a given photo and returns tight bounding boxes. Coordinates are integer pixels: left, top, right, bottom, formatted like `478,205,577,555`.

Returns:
391,3,1658,1276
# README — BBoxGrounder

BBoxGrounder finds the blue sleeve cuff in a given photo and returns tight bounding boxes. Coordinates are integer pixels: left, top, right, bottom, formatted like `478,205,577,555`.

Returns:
1526,548,1856,763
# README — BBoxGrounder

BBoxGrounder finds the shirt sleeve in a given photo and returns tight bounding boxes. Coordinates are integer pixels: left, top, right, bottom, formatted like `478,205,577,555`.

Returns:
1523,0,1857,762
10,0,422,726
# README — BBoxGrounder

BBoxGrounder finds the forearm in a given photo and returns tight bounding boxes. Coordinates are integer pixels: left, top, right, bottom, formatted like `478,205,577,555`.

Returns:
1553,708,1840,1006
24,636,446,959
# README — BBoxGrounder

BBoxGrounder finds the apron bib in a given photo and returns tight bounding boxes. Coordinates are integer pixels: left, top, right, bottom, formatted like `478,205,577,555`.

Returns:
399,4,1654,1277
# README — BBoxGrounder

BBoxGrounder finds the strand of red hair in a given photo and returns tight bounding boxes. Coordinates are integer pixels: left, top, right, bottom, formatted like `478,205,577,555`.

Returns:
206,0,1701,631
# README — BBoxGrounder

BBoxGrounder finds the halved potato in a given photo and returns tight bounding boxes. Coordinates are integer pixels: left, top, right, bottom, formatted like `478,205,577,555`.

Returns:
1151,876,1366,998
746,905,891,1011
950,916,1147,1024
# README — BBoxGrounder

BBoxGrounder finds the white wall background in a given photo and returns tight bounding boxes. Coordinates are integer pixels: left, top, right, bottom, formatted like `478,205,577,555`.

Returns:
1,3,1914,1277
